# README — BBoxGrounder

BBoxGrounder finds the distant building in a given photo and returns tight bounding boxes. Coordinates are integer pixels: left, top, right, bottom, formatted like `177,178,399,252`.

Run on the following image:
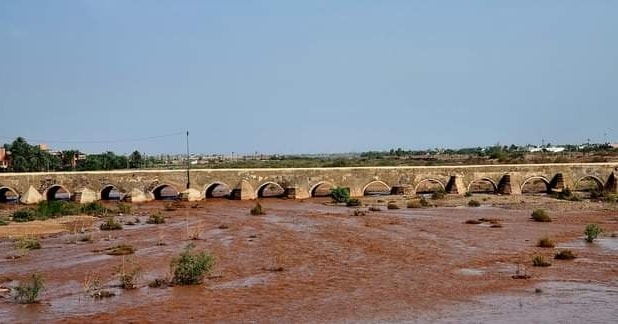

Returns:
0,148,8,169
527,146,565,153
545,147,565,153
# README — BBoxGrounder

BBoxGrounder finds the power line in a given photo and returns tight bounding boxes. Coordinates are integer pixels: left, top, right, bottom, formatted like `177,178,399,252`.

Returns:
0,132,186,145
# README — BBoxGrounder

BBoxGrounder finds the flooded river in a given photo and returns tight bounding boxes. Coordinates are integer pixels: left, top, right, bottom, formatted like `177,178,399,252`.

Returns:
0,196,616,323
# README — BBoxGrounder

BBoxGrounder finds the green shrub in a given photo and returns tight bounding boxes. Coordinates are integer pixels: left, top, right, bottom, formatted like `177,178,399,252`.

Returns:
387,202,400,210
35,200,80,219
531,209,552,222
467,200,481,207
602,194,618,203
12,209,36,222
13,201,84,222
250,202,265,215
589,190,617,202
164,202,177,211
100,217,123,231
368,205,381,212
146,212,166,224
116,257,141,289
584,224,603,243
532,255,551,267
81,202,110,216
117,202,132,214
554,250,576,260
82,272,115,299
170,244,216,285
15,237,41,250
148,278,168,288
331,187,350,203
0,217,9,226
106,244,135,256
13,273,44,304
419,197,431,207
346,198,362,207
406,200,422,208
553,187,581,201
12,200,90,222
464,192,473,197
537,237,555,248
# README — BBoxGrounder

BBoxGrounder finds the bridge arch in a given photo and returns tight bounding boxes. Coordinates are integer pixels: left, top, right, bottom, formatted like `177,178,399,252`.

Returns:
362,180,391,196
414,178,445,194
0,186,19,203
310,181,335,197
204,181,232,198
256,181,285,198
574,175,604,192
467,178,498,194
45,184,71,201
100,185,122,201
521,176,550,194
151,184,179,200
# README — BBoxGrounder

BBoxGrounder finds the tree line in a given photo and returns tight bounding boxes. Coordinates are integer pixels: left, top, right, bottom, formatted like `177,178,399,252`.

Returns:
2,137,147,172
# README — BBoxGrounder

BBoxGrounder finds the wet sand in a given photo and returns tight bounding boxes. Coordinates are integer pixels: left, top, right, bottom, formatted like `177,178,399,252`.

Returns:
1,195,617,323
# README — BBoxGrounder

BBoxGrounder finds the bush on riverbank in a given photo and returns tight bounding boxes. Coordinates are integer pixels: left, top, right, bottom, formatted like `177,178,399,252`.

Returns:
532,255,551,267
531,209,552,222
13,273,44,304
250,202,265,215
331,187,350,203
467,200,481,207
100,217,123,230
146,212,166,224
12,201,111,222
555,250,576,260
171,244,216,285
584,224,603,243
537,237,555,248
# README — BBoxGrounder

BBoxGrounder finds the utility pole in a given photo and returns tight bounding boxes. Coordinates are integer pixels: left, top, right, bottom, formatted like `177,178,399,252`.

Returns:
186,130,191,189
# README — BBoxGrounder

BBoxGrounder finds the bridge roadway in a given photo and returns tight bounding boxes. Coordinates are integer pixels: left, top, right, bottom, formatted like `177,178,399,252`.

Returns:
0,163,617,204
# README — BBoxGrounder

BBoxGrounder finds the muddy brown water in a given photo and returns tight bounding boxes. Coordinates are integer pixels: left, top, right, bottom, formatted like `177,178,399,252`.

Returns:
1,196,616,323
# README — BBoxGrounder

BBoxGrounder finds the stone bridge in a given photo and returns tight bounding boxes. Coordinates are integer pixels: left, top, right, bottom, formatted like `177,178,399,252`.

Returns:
1,163,617,204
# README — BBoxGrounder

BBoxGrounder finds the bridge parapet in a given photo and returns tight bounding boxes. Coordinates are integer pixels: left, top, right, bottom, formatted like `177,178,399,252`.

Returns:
0,163,617,204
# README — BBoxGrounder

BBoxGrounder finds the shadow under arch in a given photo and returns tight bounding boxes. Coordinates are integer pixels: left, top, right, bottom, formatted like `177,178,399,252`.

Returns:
521,176,550,194
152,184,180,200
45,185,71,201
574,175,604,192
362,180,391,196
100,185,122,200
310,181,335,197
414,179,445,194
204,182,232,198
467,178,498,194
256,181,285,198
0,186,19,203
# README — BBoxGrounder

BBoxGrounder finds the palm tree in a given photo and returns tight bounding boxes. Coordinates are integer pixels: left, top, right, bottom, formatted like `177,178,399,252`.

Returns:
129,150,142,169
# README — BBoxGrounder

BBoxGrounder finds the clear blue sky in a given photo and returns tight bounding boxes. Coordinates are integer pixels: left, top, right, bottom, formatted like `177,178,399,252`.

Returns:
1,1,617,154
